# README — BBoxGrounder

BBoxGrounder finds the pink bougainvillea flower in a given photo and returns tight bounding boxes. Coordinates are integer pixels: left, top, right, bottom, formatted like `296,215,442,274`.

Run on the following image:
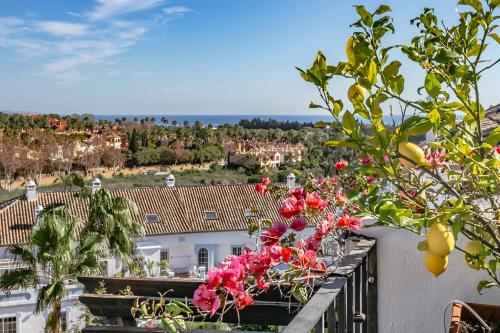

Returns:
260,222,287,246
261,177,271,185
290,216,307,231
268,245,283,265
206,268,222,289
366,176,376,184
305,192,320,208
314,220,331,240
362,155,374,164
193,284,221,316
305,236,321,252
235,293,254,310
316,178,326,185
247,250,271,276
335,160,349,170
290,187,306,200
255,276,270,290
279,196,304,219
255,183,267,196
347,216,362,230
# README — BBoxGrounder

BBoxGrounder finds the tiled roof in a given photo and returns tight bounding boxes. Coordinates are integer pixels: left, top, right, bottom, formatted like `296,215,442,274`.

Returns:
483,104,500,136
0,184,324,247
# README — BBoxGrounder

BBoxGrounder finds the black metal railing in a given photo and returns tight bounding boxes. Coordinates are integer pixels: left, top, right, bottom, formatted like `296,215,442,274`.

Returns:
78,235,377,333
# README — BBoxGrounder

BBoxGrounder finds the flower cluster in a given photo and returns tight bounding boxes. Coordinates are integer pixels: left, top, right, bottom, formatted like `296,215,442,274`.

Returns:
193,175,363,317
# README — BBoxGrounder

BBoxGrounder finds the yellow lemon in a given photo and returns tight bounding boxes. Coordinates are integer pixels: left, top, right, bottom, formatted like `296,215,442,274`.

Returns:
398,142,425,169
424,251,448,277
464,240,482,270
427,222,455,257
347,83,366,104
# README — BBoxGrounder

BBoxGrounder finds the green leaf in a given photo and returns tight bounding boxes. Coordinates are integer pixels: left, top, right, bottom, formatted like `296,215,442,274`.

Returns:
476,280,496,294
332,100,343,117
485,127,500,146
342,111,356,134
391,75,404,95
383,61,401,80
467,44,485,57
309,101,323,109
400,116,433,136
374,5,391,15
425,73,441,98
428,109,441,124
434,49,460,63
488,259,498,273
417,240,429,251
325,140,358,149
354,5,373,26
458,0,483,12
292,286,309,303
488,33,500,44
367,59,377,85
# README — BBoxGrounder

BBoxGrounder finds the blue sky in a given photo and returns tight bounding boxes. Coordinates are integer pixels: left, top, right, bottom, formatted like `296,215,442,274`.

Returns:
0,0,497,115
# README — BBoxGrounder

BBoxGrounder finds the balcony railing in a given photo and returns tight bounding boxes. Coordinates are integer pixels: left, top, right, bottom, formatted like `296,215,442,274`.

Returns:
77,234,377,333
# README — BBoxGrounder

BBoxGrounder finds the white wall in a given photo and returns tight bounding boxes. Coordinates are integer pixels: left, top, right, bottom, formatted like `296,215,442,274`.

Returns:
360,225,500,333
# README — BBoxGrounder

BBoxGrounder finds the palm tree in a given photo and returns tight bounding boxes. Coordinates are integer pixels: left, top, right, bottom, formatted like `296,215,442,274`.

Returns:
83,189,144,265
0,204,103,333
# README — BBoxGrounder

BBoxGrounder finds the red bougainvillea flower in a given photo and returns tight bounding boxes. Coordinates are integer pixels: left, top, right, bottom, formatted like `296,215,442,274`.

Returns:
261,177,271,186
334,191,347,207
235,293,254,310
366,176,376,184
294,249,318,269
281,247,292,262
290,187,306,200
316,178,326,185
338,214,362,230
362,156,374,164
305,192,327,210
193,284,221,316
335,160,349,170
496,146,500,154
290,216,307,231
305,236,321,252
255,183,267,196
260,222,287,246
246,250,271,276
279,196,304,219
206,268,222,289
255,276,270,290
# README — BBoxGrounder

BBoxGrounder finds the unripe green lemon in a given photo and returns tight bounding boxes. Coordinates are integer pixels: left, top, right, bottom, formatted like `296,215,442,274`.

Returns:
464,240,482,270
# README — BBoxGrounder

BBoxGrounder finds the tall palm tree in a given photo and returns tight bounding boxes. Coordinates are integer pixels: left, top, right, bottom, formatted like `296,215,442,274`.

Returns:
83,189,144,265
0,204,104,333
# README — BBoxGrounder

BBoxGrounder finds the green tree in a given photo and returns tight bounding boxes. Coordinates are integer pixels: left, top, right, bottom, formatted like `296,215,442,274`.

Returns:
0,204,103,333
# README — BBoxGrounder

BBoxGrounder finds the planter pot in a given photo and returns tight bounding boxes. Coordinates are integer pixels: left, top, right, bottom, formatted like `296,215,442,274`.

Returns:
449,302,500,333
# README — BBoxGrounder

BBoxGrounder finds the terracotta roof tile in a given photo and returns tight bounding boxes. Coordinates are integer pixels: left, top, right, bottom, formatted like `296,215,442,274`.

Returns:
0,184,329,247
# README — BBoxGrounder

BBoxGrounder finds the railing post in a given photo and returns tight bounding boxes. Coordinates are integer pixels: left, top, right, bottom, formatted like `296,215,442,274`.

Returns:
315,312,325,333
347,275,354,333
327,299,337,333
367,243,378,333
361,256,368,333
354,262,362,333
338,285,347,333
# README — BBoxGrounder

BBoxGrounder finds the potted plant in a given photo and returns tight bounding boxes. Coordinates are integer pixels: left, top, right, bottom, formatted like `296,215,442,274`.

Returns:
296,0,499,330
449,301,499,332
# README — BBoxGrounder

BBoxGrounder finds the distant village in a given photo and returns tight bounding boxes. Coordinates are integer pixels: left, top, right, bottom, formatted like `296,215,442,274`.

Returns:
0,113,336,191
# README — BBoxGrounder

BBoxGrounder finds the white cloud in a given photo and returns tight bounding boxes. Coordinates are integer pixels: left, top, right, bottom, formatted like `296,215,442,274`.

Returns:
0,0,191,82
35,21,90,37
87,0,165,20
163,6,192,16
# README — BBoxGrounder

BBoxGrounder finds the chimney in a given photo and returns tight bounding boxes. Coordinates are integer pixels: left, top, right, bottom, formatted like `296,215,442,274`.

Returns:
91,178,102,195
166,174,175,187
26,180,37,201
34,205,43,221
287,173,296,189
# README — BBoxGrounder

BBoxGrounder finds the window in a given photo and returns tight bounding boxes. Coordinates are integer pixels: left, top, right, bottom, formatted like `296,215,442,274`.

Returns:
0,317,16,333
145,214,159,223
243,209,257,217
160,249,169,275
231,245,243,256
60,311,67,333
203,211,218,220
197,248,208,268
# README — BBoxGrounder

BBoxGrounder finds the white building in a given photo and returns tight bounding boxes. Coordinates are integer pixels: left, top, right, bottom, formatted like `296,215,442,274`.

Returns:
0,177,315,332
